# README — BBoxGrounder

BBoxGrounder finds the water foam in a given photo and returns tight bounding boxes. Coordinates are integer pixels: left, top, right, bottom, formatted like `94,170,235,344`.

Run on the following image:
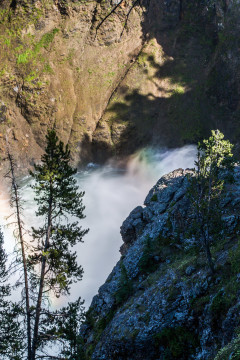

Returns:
0,146,196,308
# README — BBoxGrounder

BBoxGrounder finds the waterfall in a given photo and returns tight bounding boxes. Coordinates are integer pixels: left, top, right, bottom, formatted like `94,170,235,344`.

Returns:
0,145,196,308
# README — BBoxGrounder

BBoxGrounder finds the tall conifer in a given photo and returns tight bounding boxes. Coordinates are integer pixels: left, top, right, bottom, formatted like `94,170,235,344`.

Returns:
188,130,234,273
5,129,88,359
29,129,89,359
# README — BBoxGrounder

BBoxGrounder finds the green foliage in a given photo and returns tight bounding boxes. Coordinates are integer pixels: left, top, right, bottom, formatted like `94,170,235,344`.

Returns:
17,50,32,64
48,298,85,360
210,290,236,330
115,263,133,306
229,239,240,275
17,28,59,65
196,130,234,178
85,305,115,334
83,306,116,360
171,86,185,96
27,129,88,358
84,303,121,359
34,28,59,52
151,194,158,202
43,63,54,74
138,235,173,276
0,9,8,25
190,294,210,314
84,308,96,329
4,129,88,359
137,52,149,67
24,70,38,83
29,129,89,297
0,229,23,359
154,326,199,359
83,263,134,358
97,308,116,333
214,335,240,360
188,130,234,273
0,6,58,92
139,237,159,275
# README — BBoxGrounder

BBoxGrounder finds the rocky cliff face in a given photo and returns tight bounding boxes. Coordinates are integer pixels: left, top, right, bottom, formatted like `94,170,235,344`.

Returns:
80,167,240,360
0,0,240,172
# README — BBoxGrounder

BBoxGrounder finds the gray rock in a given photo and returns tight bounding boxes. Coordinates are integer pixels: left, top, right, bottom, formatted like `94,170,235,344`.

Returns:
185,266,196,276
120,206,144,245
81,166,240,360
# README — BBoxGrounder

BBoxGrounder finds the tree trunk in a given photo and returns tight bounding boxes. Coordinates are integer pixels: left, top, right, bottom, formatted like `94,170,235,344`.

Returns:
31,190,53,360
7,152,32,360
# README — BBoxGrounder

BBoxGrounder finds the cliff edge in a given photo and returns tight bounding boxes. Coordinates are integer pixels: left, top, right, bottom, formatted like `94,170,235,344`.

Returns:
81,167,240,360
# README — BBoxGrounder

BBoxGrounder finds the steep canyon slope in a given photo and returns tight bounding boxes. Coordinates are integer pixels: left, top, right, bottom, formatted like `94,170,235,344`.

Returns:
81,167,240,360
0,0,239,171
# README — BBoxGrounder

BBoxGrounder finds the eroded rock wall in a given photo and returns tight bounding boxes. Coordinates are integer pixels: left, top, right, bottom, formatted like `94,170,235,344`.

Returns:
0,0,240,172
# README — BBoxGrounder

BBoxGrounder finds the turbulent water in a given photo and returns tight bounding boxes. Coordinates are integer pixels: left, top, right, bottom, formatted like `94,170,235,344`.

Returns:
0,146,196,308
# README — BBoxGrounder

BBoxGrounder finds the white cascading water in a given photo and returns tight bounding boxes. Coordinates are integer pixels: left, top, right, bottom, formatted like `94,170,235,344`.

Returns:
0,146,196,308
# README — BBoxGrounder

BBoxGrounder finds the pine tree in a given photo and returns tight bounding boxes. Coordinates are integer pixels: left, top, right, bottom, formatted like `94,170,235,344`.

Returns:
188,130,234,274
0,229,23,359
5,129,88,359
49,297,85,359
29,129,89,359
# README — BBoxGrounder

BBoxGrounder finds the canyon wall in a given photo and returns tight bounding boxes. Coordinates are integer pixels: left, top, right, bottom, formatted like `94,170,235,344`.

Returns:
0,0,239,172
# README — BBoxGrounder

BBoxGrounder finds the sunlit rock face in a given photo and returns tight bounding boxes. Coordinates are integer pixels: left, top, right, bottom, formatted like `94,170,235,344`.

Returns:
0,0,240,173
81,166,240,360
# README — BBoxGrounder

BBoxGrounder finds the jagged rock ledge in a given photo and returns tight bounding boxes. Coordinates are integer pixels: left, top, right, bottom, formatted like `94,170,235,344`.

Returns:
81,168,240,360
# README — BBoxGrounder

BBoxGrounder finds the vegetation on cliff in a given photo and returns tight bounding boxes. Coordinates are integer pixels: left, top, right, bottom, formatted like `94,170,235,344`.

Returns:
188,130,234,273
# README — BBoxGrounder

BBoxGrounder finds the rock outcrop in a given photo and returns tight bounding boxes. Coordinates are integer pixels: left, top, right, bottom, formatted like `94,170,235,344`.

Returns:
0,0,240,173
81,167,240,359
